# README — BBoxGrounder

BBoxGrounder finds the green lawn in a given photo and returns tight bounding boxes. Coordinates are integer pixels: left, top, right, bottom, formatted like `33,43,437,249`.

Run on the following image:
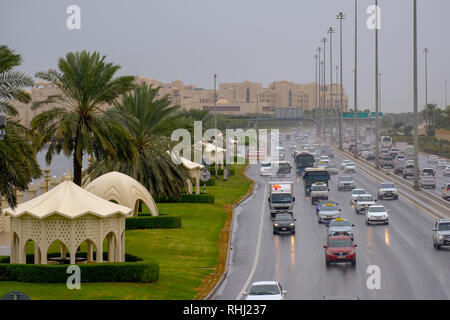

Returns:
0,164,251,300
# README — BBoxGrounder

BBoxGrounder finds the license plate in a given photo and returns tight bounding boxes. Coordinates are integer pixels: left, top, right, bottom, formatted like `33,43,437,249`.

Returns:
282,228,287,231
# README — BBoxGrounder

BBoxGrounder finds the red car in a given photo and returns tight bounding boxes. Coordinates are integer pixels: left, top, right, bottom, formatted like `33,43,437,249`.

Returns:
323,235,357,266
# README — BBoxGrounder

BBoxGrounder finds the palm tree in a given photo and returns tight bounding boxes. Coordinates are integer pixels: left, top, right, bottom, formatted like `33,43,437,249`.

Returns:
0,46,41,207
31,51,136,186
87,83,191,199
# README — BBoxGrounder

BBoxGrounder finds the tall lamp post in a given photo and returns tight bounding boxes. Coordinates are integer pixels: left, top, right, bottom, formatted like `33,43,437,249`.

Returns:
336,12,346,151
314,53,319,132
214,73,219,180
373,0,380,170
353,0,358,158
322,37,327,138
413,0,420,190
327,27,335,142
317,47,322,134
423,48,429,107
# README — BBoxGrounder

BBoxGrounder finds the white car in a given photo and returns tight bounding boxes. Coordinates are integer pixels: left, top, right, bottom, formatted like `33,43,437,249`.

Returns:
442,183,450,201
428,155,438,163
366,205,390,225
355,194,377,214
377,182,399,200
244,281,287,300
444,165,450,176
394,154,406,164
260,162,273,176
320,155,330,162
437,159,447,168
350,189,367,205
343,162,356,173
341,160,352,169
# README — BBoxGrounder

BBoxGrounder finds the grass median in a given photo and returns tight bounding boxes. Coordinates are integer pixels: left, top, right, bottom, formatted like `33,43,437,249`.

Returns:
0,164,252,300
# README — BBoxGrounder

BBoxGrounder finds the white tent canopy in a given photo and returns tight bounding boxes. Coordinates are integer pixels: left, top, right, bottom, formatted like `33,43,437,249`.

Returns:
4,175,132,219
84,171,158,217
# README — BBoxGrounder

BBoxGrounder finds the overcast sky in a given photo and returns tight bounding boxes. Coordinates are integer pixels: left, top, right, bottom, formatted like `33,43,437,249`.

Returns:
1,0,449,113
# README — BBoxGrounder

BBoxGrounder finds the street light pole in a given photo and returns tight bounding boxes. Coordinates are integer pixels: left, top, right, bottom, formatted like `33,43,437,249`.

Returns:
314,53,319,132
374,0,380,170
424,48,429,107
322,37,327,138
317,47,322,134
337,12,345,151
413,0,420,190
214,73,219,179
446,80,448,107
328,27,335,142
353,0,358,158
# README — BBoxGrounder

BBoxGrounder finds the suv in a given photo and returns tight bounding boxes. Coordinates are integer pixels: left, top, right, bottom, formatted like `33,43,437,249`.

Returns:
428,155,438,163
311,182,329,204
419,175,436,189
354,194,377,214
432,219,450,249
378,182,399,200
442,183,450,201
403,163,415,178
420,168,436,177
323,235,357,267
381,157,394,169
338,176,356,191
394,162,405,175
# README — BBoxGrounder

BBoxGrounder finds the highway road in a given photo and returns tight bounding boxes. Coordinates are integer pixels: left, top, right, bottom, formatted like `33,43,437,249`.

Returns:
213,134,450,300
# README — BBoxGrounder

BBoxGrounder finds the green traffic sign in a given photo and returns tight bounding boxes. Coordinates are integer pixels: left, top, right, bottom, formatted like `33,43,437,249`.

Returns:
371,112,383,117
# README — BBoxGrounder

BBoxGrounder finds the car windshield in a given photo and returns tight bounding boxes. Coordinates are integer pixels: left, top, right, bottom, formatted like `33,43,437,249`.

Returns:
275,214,293,221
346,163,355,166
381,183,395,189
328,165,337,169
438,223,450,231
330,220,350,227
271,194,292,203
357,196,373,201
248,285,280,296
261,163,271,167
312,185,328,191
352,190,365,195
277,164,291,174
340,177,353,181
329,239,353,247
369,207,386,213
383,158,392,161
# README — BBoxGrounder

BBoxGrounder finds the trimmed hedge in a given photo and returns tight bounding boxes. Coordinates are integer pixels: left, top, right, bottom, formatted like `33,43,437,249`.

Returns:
208,167,235,176
126,216,182,230
155,193,215,204
0,261,159,283
204,177,216,186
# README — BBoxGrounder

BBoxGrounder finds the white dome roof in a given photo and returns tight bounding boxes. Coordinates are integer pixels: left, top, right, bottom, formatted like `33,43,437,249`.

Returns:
84,172,158,217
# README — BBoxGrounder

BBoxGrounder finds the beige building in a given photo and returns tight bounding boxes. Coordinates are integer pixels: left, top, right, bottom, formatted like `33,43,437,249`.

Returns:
13,77,350,126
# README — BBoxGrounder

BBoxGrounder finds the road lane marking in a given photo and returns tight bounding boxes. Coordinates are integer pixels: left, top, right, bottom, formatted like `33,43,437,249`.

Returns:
236,182,268,300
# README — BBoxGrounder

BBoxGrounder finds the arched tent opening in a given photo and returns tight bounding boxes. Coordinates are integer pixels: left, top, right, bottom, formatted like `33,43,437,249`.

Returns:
102,231,119,262
46,239,70,265
24,239,41,264
76,238,98,263
11,232,20,263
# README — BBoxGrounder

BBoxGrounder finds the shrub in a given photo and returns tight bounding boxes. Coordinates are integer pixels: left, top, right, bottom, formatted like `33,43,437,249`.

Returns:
208,167,235,176
126,216,182,230
155,193,215,204
0,257,159,283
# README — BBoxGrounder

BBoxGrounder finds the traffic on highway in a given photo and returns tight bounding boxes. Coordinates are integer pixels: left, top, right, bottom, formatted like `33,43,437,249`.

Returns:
213,127,450,300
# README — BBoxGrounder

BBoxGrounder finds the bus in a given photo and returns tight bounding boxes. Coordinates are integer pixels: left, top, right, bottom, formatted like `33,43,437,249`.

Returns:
294,152,315,175
380,136,393,149
303,167,330,195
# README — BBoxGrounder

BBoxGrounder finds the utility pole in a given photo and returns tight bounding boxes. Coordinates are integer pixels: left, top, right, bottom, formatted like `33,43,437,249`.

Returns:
315,53,319,133
446,80,448,107
424,48,429,107
413,0,420,190
214,73,219,179
322,37,327,138
328,27,335,142
317,47,322,135
337,12,345,151
374,0,380,170
353,0,358,158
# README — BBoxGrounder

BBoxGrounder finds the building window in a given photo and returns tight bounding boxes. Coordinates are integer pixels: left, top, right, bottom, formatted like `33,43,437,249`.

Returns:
288,90,292,107
246,88,250,103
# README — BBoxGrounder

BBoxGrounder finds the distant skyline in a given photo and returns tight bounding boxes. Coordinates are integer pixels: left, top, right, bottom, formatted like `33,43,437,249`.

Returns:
1,0,449,113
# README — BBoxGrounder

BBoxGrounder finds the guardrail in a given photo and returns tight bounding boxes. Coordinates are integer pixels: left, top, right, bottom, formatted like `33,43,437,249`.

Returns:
330,145,450,218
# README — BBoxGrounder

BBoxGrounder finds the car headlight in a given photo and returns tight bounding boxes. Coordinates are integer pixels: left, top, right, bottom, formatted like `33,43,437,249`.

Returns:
289,223,295,226
274,224,279,227
438,235,444,240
